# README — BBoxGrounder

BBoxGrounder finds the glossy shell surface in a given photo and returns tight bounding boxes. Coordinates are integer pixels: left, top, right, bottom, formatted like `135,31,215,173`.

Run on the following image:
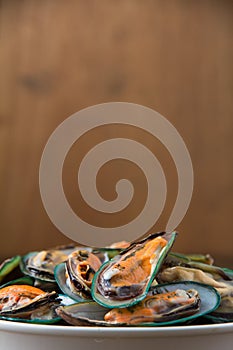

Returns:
92,232,177,308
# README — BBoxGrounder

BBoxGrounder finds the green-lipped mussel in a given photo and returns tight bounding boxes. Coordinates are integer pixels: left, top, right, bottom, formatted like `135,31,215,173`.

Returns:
158,260,233,322
65,249,102,300
0,285,60,323
54,248,113,301
0,284,75,324
20,245,120,283
56,281,220,326
0,231,232,325
91,231,177,308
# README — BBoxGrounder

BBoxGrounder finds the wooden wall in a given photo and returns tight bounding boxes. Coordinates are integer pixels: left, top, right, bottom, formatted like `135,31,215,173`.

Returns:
0,0,232,266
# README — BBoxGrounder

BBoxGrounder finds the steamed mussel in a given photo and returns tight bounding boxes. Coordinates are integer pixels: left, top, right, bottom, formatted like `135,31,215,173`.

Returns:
20,249,72,282
92,231,177,308
56,281,220,326
0,231,232,326
0,285,60,323
20,245,108,284
65,250,102,299
104,289,200,324
55,248,112,301
157,257,233,322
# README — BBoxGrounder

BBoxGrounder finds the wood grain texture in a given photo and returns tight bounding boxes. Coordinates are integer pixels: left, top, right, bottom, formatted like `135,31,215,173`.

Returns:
0,0,232,266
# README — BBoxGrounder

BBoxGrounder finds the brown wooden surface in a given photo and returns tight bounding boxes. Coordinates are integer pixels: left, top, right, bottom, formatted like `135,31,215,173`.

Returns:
0,0,232,267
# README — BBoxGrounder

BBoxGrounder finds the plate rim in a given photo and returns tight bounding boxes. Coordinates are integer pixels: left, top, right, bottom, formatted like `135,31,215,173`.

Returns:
0,319,233,338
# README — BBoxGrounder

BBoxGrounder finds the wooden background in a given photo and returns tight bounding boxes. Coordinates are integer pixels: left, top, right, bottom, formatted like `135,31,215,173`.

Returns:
0,0,232,267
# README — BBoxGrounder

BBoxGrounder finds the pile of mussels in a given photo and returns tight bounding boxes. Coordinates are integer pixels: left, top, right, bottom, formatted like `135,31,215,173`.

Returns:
0,231,232,326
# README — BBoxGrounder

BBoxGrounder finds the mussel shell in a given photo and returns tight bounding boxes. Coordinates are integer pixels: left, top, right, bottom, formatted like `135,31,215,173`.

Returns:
20,246,116,284
20,252,56,282
0,305,60,324
204,280,233,323
92,231,177,308
0,287,58,317
56,301,109,326
167,252,214,265
54,263,88,302
204,313,233,323
66,250,102,298
0,293,74,324
57,281,220,326
162,255,232,282
55,248,112,301
157,263,233,323
148,281,220,321
20,250,69,282
0,256,21,284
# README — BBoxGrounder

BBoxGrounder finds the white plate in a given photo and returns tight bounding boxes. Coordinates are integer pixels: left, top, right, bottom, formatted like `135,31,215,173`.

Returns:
0,320,233,350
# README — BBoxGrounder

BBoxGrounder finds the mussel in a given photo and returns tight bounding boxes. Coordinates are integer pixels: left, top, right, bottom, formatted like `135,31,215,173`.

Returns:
55,248,107,301
20,243,116,284
0,232,232,326
21,250,69,282
0,284,60,323
65,250,102,299
104,289,200,325
157,264,233,322
56,281,220,326
92,231,177,308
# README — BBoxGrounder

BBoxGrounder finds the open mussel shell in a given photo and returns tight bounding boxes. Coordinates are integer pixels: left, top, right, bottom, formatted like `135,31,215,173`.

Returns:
6,293,76,325
54,246,117,301
20,250,69,282
57,281,220,327
92,231,177,308
0,284,60,324
54,263,88,302
65,249,102,299
157,261,233,324
147,281,220,324
19,245,116,284
0,281,75,324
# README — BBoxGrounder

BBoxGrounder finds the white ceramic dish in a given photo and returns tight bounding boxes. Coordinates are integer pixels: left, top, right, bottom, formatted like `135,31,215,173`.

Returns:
0,320,232,350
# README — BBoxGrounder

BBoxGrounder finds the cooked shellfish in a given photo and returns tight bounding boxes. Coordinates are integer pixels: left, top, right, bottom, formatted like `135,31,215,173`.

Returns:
21,250,69,282
92,231,177,308
157,265,233,322
0,285,58,321
65,250,102,299
104,289,200,324
56,281,220,326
